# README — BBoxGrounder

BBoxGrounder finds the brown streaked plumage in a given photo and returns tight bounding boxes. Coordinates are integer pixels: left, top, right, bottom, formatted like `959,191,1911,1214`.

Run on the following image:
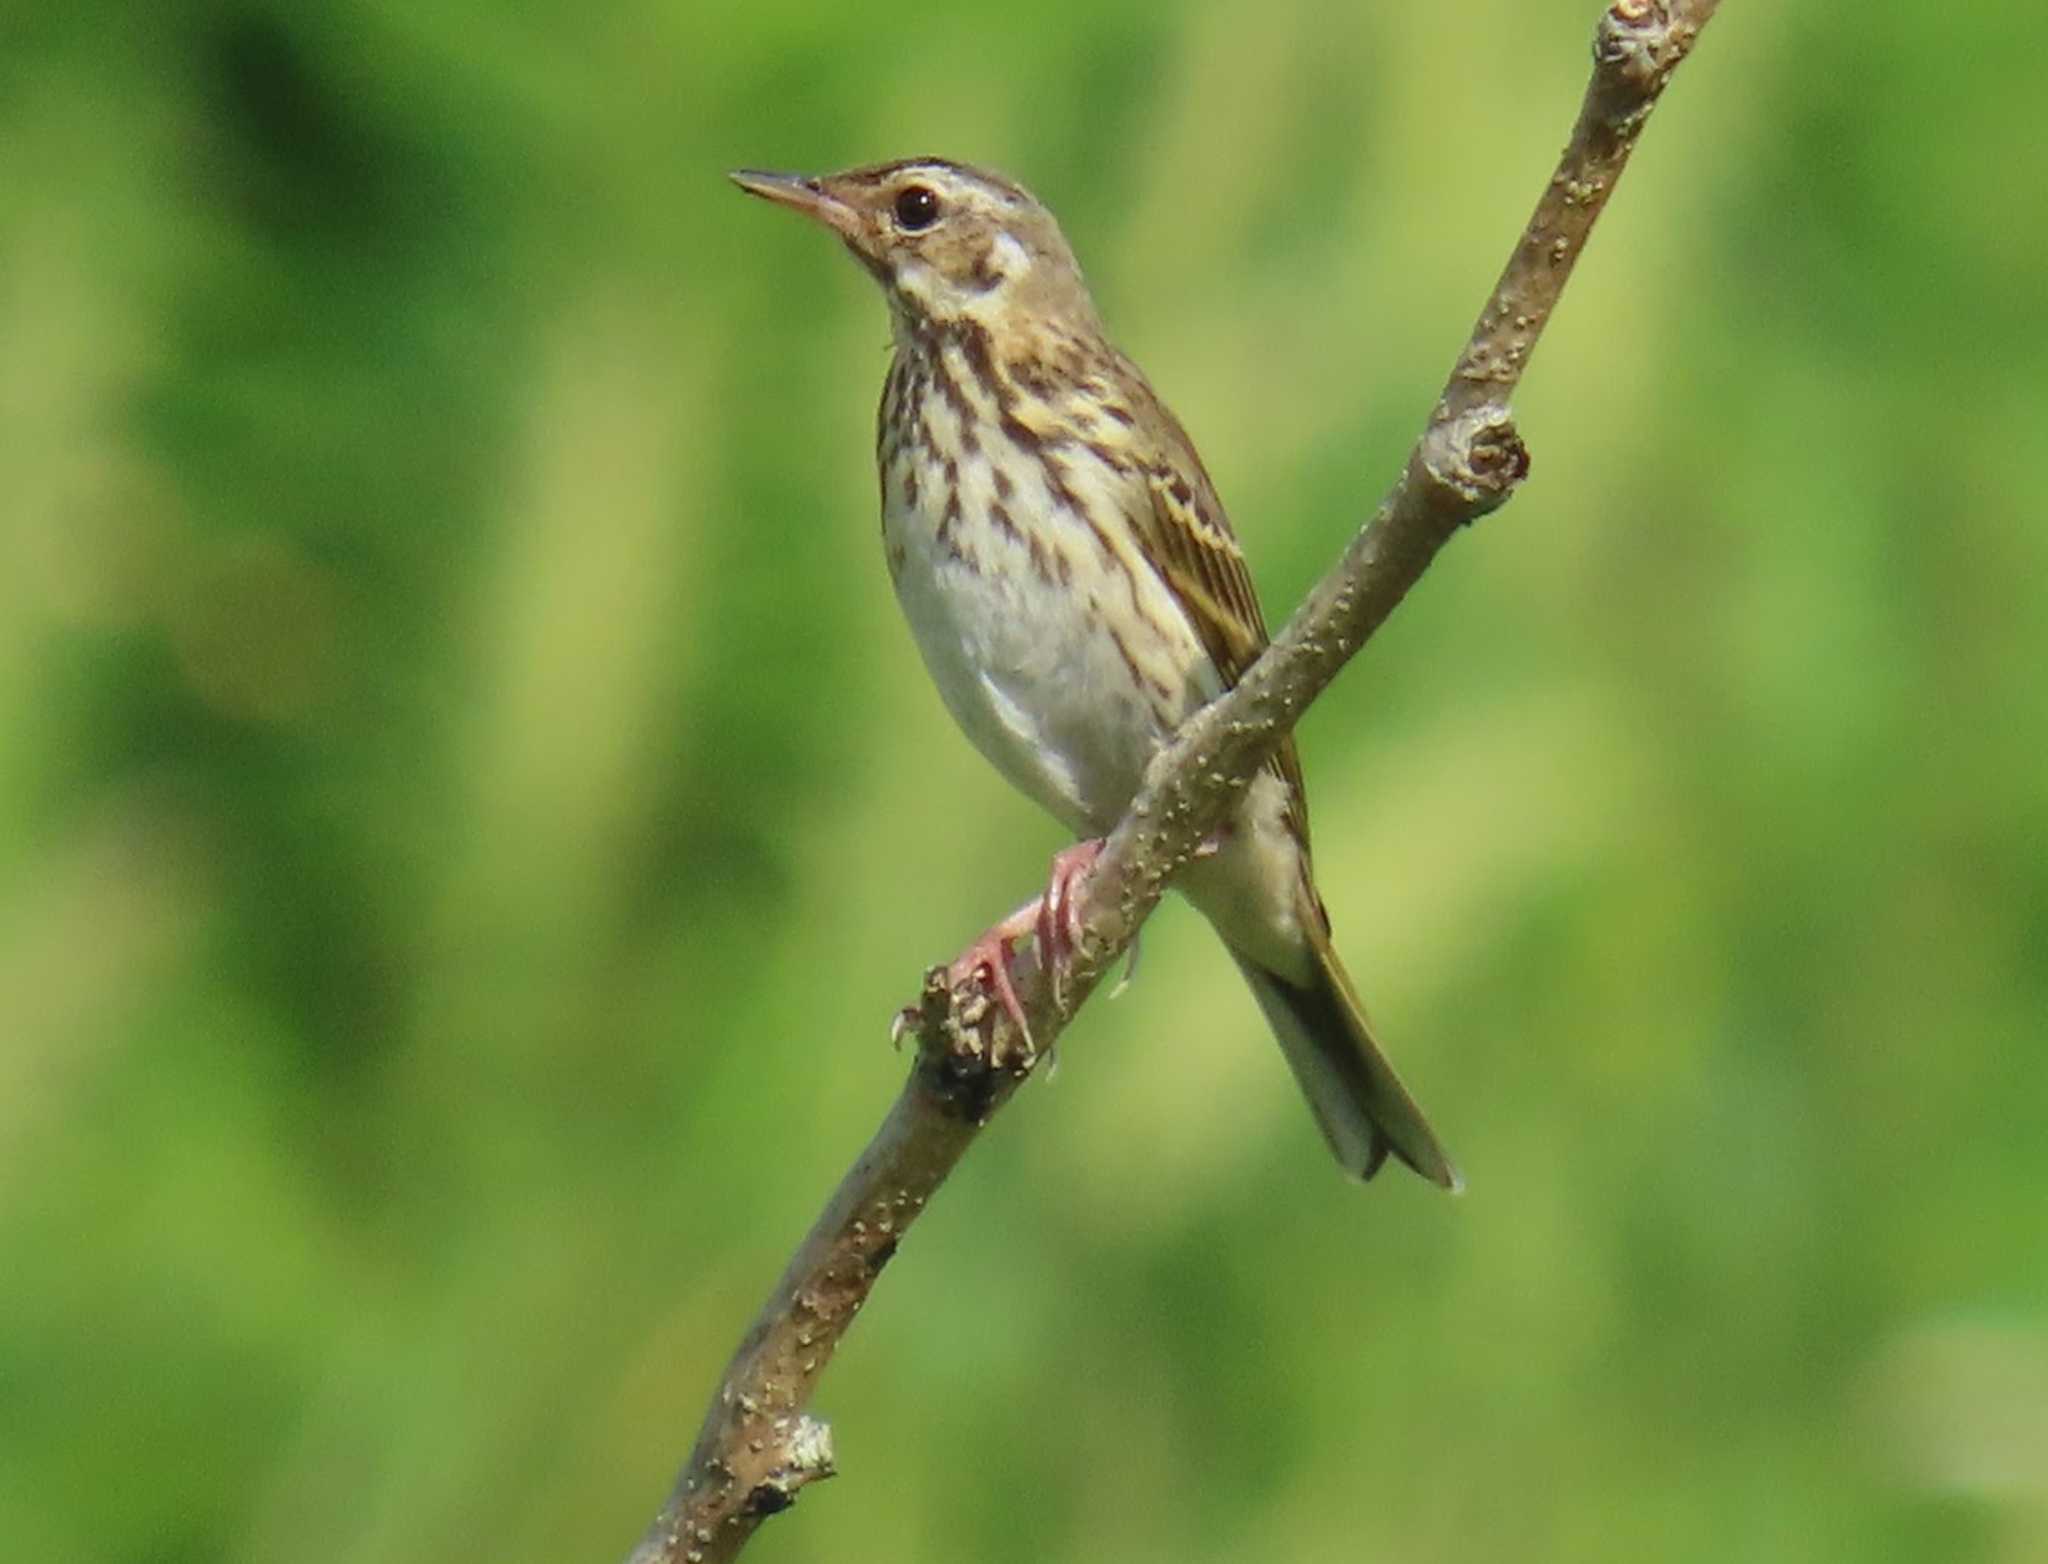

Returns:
732,158,1457,1189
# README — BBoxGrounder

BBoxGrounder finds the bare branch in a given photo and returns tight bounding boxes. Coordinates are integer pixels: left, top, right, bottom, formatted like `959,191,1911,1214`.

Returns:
625,971,1030,1564
628,4,1722,1559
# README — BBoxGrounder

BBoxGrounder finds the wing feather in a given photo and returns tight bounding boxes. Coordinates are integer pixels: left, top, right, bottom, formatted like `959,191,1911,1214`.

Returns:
1109,371,1313,849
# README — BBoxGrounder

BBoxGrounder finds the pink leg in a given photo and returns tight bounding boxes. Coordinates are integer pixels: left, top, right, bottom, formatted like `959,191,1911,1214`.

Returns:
1035,840,1104,971
937,839,1106,1050
944,896,1042,1050
1034,838,1105,1008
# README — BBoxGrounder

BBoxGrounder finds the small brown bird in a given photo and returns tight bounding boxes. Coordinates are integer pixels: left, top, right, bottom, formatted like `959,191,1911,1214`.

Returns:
733,158,1456,1188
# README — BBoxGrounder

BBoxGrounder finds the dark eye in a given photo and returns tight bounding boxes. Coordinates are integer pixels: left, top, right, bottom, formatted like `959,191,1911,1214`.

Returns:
893,185,941,232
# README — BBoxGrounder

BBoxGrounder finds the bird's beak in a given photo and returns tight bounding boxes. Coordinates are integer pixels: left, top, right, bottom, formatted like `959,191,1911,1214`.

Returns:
728,169,860,239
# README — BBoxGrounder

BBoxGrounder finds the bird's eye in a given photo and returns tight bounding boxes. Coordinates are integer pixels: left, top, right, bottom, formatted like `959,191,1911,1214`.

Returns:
893,185,941,232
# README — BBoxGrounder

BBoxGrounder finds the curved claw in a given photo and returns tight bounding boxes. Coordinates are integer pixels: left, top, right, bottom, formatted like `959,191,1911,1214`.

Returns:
946,898,1041,1056
952,939,1033,1053
938,839,1106,1060
1035,838,1105,1008
1108,930,1142,999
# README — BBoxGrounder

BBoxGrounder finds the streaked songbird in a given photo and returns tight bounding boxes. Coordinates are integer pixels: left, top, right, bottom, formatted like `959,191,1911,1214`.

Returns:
733,158,1457,1189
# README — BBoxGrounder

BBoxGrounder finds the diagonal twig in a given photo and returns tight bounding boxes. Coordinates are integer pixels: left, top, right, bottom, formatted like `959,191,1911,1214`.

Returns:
627,4,1723,1559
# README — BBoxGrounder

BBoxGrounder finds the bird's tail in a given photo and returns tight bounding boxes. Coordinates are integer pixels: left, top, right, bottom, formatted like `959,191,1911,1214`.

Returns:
1230,924,1460,1190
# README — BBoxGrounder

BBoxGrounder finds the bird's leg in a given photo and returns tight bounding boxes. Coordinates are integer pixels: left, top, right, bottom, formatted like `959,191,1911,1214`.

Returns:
942,895,1043,1056
902,839,1106,1062
1036,838,1106,1008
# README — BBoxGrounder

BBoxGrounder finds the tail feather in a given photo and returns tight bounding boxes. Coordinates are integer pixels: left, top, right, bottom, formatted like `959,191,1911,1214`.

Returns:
1230,936,1460,1191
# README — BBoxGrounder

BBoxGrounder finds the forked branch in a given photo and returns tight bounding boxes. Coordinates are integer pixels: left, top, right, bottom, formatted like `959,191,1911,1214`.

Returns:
628,4,1722,1559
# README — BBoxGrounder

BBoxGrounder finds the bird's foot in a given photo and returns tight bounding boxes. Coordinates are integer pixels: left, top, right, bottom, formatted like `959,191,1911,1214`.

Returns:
915,896,1043,1064
892,839,1106,1068
1036,838,1105,1008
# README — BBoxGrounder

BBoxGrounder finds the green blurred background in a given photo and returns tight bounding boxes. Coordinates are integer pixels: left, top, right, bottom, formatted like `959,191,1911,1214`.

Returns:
5,2,2045,1560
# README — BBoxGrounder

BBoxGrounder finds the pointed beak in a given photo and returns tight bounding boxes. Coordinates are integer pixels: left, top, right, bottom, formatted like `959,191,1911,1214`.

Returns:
728,169,860,239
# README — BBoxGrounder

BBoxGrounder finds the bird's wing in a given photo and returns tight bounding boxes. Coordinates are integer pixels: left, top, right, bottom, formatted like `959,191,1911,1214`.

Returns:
1124,388,1313,850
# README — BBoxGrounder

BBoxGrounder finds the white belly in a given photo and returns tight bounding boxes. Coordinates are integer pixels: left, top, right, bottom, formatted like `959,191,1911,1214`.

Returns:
872,338,1316,979
888,497,1316,979
880,385,1216,835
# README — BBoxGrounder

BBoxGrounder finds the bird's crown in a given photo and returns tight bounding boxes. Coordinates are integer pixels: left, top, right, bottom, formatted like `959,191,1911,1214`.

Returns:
731,158,1100,338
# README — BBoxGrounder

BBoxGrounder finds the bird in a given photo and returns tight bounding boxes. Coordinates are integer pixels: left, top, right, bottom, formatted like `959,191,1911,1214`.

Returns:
731,157,1457,1189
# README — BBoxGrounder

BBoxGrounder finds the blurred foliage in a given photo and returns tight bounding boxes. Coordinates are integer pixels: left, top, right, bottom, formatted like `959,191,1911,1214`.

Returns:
4,2,2046,1561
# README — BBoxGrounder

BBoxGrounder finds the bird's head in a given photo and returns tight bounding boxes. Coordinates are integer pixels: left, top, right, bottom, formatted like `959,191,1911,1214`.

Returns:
730,158,1098,340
